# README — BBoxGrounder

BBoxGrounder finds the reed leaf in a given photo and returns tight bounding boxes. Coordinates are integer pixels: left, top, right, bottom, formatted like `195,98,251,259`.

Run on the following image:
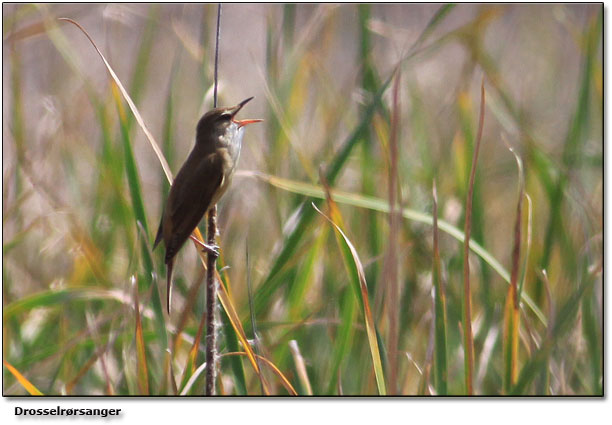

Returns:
312,203,386,395
247,172,546,325
3,360,43,395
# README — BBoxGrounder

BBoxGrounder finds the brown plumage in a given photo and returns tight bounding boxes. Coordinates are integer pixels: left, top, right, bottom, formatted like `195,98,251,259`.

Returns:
153,97,261,312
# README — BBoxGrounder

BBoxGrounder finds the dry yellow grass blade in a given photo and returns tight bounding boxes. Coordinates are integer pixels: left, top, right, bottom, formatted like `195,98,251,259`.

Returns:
3,360,43,395
58,17,173,183
289,340,313,395
223,353,298,395
216,274,269,393
179,361,208,396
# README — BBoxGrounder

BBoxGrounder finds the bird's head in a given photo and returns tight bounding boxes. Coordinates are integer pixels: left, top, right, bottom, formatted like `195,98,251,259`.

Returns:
196,97,262,148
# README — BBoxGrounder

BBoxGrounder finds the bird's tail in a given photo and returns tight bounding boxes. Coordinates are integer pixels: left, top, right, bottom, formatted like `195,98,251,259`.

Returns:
166,258,174,314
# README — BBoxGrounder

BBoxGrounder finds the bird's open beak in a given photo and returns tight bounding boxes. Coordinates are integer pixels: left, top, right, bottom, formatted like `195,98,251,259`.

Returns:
231,97,263,128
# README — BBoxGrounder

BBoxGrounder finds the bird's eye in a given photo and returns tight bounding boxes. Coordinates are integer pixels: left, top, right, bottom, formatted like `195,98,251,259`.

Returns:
220,113,232,121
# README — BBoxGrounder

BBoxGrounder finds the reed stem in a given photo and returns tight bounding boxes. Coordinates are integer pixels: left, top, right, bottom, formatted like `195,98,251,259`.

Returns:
205,2,222,396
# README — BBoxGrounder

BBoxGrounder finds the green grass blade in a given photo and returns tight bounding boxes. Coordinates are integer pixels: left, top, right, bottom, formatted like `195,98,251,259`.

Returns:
581,281,602,394
313,203,386,395
220,308,247,395
113,86,149,238
113,87,168,352
132,277,150,395
408,4,456,53
249,172,546,325
287,227,327,320
539,10,602,276
511,274,596,395
432,182,448,395
325,287,356,394
218,260,248,395
253,74,393,316
357,3,383,298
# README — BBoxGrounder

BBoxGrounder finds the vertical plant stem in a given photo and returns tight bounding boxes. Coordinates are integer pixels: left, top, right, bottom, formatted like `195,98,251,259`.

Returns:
205,3,222,397
503,146,525,393
462,79,485,395
385,68,401,394
205,205,218,395
505,190,522,391
213,4,221,108
432,181,448,395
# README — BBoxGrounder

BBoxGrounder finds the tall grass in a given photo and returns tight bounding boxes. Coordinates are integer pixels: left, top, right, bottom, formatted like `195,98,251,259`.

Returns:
3,4,602,395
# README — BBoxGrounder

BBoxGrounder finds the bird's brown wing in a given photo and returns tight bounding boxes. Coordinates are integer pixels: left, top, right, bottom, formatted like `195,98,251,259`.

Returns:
163,152,224,263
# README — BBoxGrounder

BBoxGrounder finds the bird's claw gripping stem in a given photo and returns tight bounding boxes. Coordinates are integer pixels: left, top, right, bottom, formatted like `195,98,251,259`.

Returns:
202,243,220,258
190,236,220,258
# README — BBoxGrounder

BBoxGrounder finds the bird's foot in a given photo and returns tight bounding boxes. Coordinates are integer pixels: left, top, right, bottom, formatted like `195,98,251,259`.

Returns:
201,242,220,258
190,236,220,257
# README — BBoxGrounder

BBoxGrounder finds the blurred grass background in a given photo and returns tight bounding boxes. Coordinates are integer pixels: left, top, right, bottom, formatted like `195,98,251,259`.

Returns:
2,3,602,395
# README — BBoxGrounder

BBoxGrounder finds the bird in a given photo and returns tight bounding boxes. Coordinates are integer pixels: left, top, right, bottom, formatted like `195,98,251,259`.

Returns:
153,97,262,313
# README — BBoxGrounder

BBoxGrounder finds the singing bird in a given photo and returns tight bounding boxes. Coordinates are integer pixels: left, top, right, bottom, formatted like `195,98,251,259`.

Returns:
154,97,262,312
